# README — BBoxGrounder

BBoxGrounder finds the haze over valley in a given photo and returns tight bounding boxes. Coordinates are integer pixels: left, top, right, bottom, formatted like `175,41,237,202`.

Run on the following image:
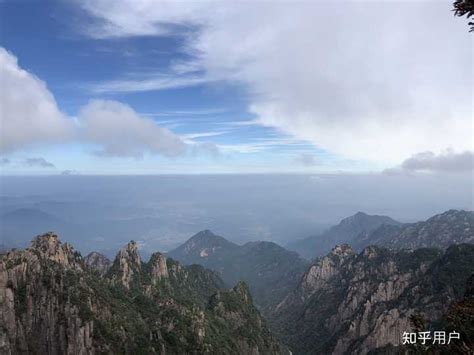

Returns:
1,174,472,258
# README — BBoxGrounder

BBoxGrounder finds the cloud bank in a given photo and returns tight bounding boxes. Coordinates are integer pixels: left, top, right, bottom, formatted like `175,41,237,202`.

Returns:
400,150,474,173
1,48,194,160
77,0,473,164
0,48,73,154
78,100,186,158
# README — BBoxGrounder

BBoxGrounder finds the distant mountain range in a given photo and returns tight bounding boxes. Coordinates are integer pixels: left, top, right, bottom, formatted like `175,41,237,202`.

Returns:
353,209,474,251
287,210,473,259
286,211,401,258
0,233,285,354
167,230,309,311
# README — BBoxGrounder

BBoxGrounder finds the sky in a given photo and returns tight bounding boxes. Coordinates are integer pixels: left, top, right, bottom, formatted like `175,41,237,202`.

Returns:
0,0,472,175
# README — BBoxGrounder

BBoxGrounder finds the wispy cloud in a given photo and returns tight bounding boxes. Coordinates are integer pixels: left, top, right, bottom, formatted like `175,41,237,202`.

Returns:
141,108,227,117
61,169,80,175
217,137,315,154
24,157,56,168
219,120,261,127
85,74,211,94
181,131,228,141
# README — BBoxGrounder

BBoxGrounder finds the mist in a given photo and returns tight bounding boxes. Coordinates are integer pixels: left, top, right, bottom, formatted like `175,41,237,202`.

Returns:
1,173,472,258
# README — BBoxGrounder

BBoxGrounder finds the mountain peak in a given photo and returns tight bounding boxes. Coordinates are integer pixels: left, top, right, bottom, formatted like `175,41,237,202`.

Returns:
31,231,60,250
109,240,142,288
149,252,169,283
232,281,252,303
120,240,141,262
85,251,111,275
168,230,238,261
190,229,221,241
30,232,81,269
330,244,354,258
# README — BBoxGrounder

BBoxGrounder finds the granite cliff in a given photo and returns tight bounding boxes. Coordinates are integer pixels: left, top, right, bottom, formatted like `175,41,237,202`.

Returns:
0,232,285,354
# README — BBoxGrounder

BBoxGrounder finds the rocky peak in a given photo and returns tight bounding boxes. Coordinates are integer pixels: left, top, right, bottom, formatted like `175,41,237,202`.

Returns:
84,251,111,276
149,252,169,284
119,240,141,265
109,240,142,288
301,245,355,296
330,244,355,259
30,232,82,270
232,281,252,304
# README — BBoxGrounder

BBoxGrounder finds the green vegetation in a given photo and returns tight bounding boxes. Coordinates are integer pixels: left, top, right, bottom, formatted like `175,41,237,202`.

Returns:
3,235,283,354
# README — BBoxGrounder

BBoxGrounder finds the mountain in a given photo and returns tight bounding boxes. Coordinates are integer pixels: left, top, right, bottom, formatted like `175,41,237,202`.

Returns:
84,251,111,276
167,229,240,268
271,243,474,354
168,230,309,311
286,212,401,259
0,232,285,354
354,209,474,251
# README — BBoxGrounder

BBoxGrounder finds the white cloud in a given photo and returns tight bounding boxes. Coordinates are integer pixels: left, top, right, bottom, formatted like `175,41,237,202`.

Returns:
77,0,473,164
0,48,194,159
0,48,73,153
400,150,474,173
78,100,187,158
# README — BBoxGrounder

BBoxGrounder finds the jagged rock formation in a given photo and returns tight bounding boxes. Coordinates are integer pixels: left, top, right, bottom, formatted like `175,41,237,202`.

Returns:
355,209,474,251
149,252,169,283
0,233,285,354
287,212,401,259
107,240,142,289
272,243,474,354
168,230,309,311
84,251,111,276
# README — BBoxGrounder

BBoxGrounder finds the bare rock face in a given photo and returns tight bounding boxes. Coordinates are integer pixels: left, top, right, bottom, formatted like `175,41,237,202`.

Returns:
109,240,142,288
31,232,83,270
0,233,92,354
149,252,168,284
301,244,355,298
84,252,111,276
272,244,474,354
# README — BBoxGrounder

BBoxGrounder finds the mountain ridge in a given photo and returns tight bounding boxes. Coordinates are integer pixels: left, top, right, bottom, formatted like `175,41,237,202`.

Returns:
168,230,309,311
0,232,285,354
272,242,474,354
287,209,473,259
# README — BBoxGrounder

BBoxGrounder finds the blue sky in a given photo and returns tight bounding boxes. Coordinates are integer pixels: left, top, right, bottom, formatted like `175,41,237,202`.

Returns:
0,0,472,175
